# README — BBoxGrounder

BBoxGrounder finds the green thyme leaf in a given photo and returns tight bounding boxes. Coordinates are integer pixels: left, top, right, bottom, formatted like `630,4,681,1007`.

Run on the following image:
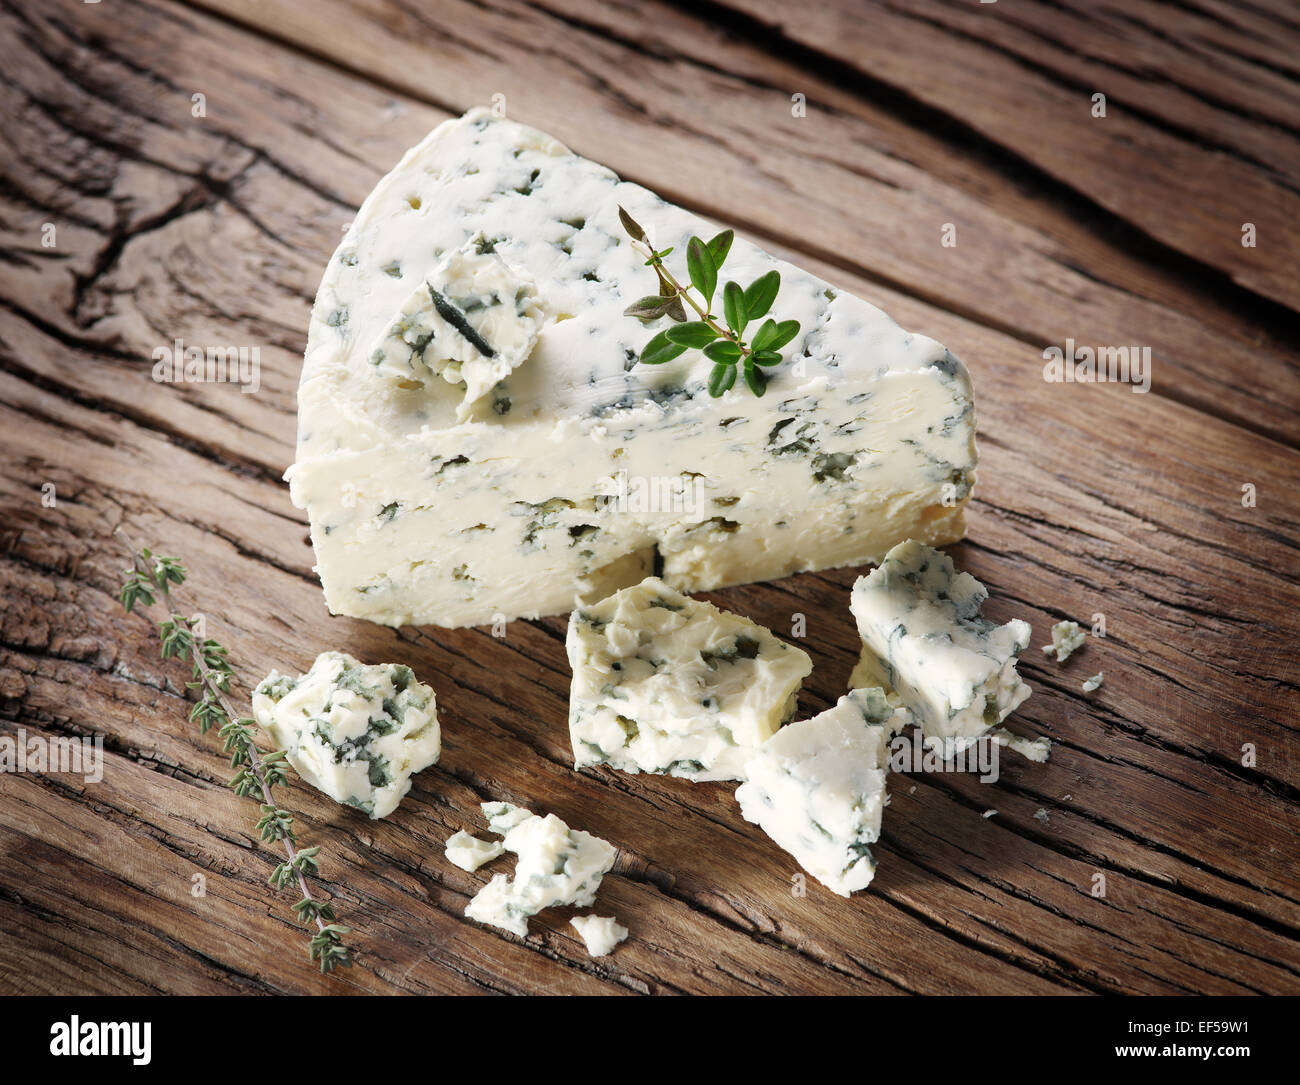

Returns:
722,281,747,335
750,318,779,352
686,236,718,308
767,319,801,350
641,330,688,365
744,270,780,321
708,363,737,397
618,205,646,242
625,294,677,321
742,360,768,397
665,321,719,348
704,339,742,365
707,229,734,269
751,349,783,366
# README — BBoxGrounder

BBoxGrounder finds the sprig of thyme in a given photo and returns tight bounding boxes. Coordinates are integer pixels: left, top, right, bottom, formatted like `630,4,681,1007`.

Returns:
618,206,801,397
116,534,353,975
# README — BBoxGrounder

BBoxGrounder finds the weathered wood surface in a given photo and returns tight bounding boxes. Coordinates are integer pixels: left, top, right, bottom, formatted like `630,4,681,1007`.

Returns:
0,0,1297,995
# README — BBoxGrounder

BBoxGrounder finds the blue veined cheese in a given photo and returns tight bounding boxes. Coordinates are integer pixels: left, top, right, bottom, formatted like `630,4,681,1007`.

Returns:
368,241,545,422
1082,672,1104,693
464,803,618,937
251,652,440,819
1043,620,1087,662
849,638,1049,762
444,830,505,872
566,576,813,782
850,541,1032,756
735,688,906,896
287,108,978,629
570,915,628,957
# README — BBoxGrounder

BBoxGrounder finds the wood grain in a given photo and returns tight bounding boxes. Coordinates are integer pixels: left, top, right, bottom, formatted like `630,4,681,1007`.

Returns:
0,0,1297,995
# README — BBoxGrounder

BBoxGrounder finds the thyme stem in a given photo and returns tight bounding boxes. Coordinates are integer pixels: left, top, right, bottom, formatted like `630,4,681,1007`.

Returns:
115,528,353,974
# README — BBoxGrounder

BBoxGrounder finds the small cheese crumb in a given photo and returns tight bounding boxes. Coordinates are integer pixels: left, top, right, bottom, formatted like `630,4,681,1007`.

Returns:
570,914,628,957
1033,808,1051,823
1043,620,1087,663
992,728,1052,763
982,809,997,819
445,830,505,872
1082,672,1104,693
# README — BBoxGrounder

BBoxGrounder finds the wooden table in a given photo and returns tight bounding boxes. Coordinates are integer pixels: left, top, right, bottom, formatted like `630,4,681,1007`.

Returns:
2,0,1298,996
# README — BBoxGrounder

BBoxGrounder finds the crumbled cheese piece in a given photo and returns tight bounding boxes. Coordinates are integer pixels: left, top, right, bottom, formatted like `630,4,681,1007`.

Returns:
464,803,617,937
445,831,505,872
567,576,813,781
735,688,906,896
570,914,628,957
991,728,1053,763
1043,620,1087,662
368,240,545,421
482,801,532,834
1081,672,1104,693
252,651,440,819
982,809,997,819
850,541,1032,756
1033,808,1051,823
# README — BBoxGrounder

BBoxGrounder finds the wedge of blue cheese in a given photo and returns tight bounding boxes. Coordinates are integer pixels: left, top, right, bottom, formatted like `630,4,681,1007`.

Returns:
369,240,545,422
736,688,906,896
850,541,1031,756
251,652,440,819
566,576,813,782
288,108,978,629
464,803,618,937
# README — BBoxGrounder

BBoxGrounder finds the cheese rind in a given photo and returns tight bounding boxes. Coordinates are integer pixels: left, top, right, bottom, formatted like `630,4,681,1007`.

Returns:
566,577,813,781
735,688,905,896
570,915,628,957
850,541,1031,754
251,651,440,819
463,803,618,937
289,109,977,629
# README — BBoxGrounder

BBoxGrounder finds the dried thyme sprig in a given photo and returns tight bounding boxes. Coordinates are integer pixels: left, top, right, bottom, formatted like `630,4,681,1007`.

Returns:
116,533,353,975
618,206,801,397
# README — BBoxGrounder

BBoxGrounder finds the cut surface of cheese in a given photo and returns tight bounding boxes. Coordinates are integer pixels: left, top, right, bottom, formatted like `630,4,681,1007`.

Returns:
735,688,906,896
566,576,812,782
289,109,978,628
850,540,1031,755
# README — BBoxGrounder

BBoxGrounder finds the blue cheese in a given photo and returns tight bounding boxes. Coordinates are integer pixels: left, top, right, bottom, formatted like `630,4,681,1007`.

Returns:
735,688,906,896
566,576,813,781
464,803,617,937
444,830,505,872
369,240,545,422
288,109,978,629
251,652,440,819
1082,672,1104,693
850,541,1031,756
1043,620,1087,662
570,914,628,957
